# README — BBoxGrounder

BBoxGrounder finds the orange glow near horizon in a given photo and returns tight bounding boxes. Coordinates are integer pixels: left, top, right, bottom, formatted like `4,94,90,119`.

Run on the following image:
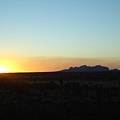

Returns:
0,57,120,72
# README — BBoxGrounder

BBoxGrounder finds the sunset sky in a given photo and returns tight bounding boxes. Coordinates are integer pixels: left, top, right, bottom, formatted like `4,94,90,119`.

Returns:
0,0,120,72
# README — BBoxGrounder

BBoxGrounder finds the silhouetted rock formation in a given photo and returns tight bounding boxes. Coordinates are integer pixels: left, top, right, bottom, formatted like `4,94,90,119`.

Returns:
111,68,119,71
61,65,110,72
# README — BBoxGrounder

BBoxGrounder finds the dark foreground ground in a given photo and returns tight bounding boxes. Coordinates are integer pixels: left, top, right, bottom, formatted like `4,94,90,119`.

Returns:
0,71,120,120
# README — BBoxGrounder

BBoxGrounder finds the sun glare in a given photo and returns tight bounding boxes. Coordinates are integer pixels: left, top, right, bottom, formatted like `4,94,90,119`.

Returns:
0,66,11,73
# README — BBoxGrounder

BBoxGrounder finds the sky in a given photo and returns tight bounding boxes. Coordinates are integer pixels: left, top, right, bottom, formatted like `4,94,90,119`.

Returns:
0,0,120,72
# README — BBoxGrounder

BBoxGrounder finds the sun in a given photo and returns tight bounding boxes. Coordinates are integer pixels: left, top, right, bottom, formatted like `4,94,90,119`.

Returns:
0,66,11,73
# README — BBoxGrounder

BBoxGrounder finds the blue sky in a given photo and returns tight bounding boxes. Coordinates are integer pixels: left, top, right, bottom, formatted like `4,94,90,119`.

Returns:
0,0,120,71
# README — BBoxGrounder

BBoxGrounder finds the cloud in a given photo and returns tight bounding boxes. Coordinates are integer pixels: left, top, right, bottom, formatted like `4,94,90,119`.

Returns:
17,57,120,72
